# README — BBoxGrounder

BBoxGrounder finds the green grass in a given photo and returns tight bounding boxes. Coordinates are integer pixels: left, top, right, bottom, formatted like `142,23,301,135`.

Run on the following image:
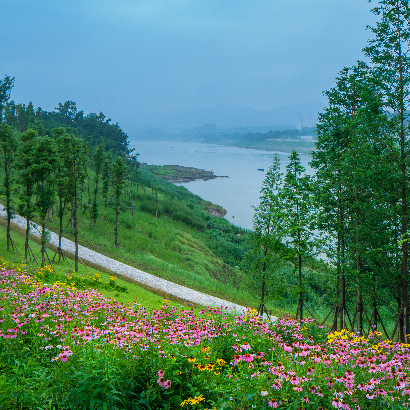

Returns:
1,167,338,322
0,220,196,313
21,170,255,306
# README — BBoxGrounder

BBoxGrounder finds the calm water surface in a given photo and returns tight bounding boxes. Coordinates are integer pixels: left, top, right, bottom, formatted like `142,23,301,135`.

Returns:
129,140,313,230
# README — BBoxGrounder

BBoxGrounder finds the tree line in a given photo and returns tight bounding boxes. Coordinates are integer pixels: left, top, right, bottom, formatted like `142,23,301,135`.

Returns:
251,0,410,342
0,78,138,272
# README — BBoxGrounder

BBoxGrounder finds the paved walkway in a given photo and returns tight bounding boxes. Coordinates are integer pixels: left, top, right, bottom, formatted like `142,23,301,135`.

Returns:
0,205,251,315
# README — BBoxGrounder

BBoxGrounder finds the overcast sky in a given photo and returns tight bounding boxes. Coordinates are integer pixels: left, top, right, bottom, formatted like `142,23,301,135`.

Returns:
1,0,378,131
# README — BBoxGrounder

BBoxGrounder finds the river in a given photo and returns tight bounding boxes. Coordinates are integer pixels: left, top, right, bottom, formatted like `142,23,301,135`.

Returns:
129,140,314,231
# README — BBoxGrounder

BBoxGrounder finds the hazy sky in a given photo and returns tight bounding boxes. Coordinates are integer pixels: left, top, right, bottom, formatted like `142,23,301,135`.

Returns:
1,0,377,131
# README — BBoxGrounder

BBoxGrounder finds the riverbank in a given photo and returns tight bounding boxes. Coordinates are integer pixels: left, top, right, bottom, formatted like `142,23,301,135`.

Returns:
144,164,228,183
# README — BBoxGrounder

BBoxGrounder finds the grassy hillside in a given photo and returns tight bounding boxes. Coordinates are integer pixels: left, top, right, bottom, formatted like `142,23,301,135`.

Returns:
1,164,336,319
3,167,254,303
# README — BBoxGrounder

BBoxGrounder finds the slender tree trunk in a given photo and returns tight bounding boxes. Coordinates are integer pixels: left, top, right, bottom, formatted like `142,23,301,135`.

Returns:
24,216,30,262
115,209,119,248
58,196,63,263
340,243,346,330
259,246,268,316
155,186,158,218
70,199,74,234
74,186,79,272
41,214,46,268
400,84,409,342
88,174,91,210
93,171,99,227
298,253,303,320
356,259,363,336
4,155,11,252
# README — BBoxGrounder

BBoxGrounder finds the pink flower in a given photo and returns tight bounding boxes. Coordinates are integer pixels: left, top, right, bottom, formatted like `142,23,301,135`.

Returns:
290,376,299,385
261,389,268,397
332,398,342,408
163,380,171,389
268,400,278,408
283,343,292,353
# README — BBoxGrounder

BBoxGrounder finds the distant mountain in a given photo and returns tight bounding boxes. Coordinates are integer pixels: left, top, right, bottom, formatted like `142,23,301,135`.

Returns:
127,101,325,132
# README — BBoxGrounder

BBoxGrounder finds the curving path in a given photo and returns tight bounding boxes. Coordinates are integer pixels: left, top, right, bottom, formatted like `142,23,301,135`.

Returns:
0,205,253,315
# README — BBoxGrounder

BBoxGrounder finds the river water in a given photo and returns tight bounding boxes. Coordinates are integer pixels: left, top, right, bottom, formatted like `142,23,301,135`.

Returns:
129,140,313,231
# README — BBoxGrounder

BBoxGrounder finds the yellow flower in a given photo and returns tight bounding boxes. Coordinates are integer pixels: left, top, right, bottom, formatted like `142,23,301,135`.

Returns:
206,362,215,371
201,346,210,353
217,359,226,366
180,395,206,407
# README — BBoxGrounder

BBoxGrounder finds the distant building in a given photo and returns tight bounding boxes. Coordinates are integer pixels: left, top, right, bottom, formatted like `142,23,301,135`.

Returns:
306,113,313,128
297,114,303,130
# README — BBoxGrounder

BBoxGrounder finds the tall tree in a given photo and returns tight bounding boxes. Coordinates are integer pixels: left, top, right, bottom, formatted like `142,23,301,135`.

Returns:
252,154,283,314
53,128,70,262
31,137,57,267
4,100,16,127
312,62,397,333
15,128,38,261
112,156,127,248
279,150,315,320
127,153,139,217
58,132,88,272
364,0,410,341
91,143,105,227
0,124,17,251
0,75,14,122
102,152,112,222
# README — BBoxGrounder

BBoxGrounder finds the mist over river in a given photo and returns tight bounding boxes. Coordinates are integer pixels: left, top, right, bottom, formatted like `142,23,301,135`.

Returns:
129,141,314,231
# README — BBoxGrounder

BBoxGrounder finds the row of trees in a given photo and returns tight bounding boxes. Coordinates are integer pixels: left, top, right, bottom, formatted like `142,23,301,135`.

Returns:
0,81,135,271
251,152,315,321
252,0,410,342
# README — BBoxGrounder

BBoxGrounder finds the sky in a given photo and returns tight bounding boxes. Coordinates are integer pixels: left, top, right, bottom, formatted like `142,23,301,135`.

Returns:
1,0,378,132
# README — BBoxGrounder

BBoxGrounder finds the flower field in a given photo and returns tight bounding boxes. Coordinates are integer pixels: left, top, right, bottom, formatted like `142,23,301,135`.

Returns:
1,262,410,409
